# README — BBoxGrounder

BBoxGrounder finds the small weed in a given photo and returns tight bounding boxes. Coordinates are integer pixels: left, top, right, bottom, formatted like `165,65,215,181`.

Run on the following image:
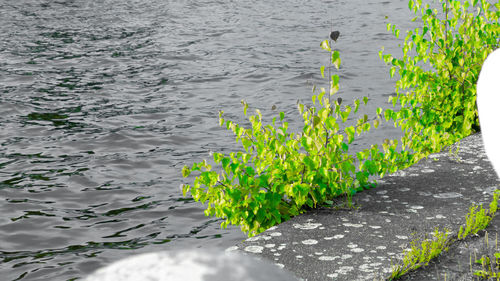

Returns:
448,142,462,162
388,190,500,280
472,233,500,280
389,228,450,279
473,253,500,279
458,204,492,240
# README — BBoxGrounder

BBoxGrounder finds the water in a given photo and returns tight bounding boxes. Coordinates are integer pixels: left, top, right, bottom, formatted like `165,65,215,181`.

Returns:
0,0,417,280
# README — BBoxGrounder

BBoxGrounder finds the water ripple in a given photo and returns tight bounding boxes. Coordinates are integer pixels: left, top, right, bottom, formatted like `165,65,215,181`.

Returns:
0,0,429,279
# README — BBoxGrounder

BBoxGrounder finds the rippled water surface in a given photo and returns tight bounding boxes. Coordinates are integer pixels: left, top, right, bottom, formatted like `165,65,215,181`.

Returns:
0,0,419,280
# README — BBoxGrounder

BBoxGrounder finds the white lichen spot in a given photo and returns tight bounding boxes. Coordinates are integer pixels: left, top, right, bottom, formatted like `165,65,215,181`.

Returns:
377,190,388,195
359,264,373,272
410,205,424,209
296,255,303,259
334,234,345,239
266,226,278,231
293,222,322,230
369,225,381,229
396,235,408,240
244,246,264,253
225,246,238,252
376,246,387,250
336,266,354,274
275,263,284,269
265,244,275,248
347,243,358,248
324,237,334,240
385,219,391,223
246,236,260,242
406,209,418,213
421,168,435,173
319,256,339,261
315,252,323,255
269,232,282,237
327,273,338,278
277,245,286,250
351,248,364,253
382,267,393,273
302,239,318,245
274,253,281,256
436,214,446,219
343,223,363,228
341,254,353,259
473,166,482,171
399,188,410,192
433,192,462,199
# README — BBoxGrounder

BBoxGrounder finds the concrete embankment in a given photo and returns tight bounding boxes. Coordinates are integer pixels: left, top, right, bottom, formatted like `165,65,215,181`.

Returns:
229,133,500,280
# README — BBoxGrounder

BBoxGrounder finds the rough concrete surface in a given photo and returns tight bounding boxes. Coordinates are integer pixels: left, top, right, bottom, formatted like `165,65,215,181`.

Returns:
229,133,500,280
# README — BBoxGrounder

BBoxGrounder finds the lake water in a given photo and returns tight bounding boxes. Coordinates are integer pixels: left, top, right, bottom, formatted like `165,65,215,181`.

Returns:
0,0,420,280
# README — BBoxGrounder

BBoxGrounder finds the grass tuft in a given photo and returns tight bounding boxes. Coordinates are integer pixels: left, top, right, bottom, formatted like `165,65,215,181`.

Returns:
388,190,500,280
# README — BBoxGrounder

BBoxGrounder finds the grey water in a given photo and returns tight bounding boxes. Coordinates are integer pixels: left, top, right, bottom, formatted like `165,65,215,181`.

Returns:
0,0,418,280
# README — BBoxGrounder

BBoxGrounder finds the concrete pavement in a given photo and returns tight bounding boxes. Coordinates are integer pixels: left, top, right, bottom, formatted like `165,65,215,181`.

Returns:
228,133,500,280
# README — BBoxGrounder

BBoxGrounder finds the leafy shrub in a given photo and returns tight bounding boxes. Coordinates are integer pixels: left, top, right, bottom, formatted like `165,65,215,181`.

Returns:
380,0,499,159
181,0,499,237
181,41,404,236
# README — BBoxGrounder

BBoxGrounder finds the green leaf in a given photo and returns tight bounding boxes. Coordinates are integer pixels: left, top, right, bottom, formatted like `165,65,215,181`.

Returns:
313,116,321,127
182,165,191,177
345,126,355,143
332,51,341,69
320,40,331,52
280,112,285,122
341,142,349,152
390,67,396,78
354,99,360,113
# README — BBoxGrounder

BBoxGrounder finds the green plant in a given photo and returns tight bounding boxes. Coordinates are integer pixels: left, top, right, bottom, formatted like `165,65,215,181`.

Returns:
181,0,499,237
389,190,500,279
474,252,500,279
389,228,450,279
181,39,405,236
380,0,499,160
182,57,376,236
458,204,493,239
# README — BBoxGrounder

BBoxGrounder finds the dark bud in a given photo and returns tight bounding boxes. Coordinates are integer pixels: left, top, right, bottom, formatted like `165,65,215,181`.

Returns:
271,105,277,110
330,31,340,42
337,97,342,105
